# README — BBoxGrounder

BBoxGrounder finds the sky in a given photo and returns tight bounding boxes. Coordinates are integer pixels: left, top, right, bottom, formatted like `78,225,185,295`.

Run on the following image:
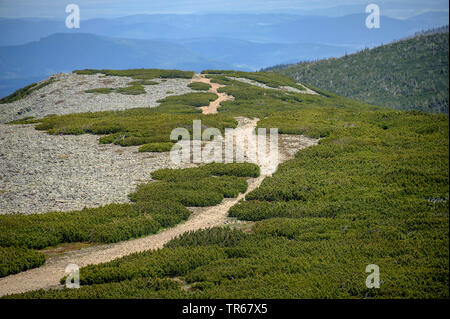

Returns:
0,0,448,19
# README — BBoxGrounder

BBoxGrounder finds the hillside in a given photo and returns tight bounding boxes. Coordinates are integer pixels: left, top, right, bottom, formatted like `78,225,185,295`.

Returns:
0,69,448,299
268,31,449,113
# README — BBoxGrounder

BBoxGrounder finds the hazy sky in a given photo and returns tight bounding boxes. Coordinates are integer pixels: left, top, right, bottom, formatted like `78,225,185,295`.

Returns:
0,0,448,19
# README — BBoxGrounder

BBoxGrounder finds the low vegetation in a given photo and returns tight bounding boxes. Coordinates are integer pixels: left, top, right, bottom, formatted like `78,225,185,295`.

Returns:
0,78,57,104
188,82,212,91
84,88,114,94
128,80,159,86
0,163,258,277
0,201,190,250
74,68,194,79
151,163,260,181
165,228,247,248
0,247,46,278
14,91,233,149
85,85,146,95
115,85,146,95
138,142,175,152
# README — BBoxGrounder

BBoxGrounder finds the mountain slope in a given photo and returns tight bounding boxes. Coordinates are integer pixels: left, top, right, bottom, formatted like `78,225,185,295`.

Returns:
268,31,449,113
1,70,447,299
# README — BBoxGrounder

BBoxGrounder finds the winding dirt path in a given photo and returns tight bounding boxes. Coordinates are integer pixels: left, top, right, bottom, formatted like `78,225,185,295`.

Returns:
191,74,234,114
0,117,318,297
0,176,265,297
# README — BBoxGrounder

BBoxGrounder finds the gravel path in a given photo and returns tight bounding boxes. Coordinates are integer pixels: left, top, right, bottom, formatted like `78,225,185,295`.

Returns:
0,119,318,297
0,124,191,214
0,73,195,124
191,74,234,114
0,176,265,297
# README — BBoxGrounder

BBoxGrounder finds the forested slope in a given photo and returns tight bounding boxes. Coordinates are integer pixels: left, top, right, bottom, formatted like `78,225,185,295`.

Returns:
268,30,449,113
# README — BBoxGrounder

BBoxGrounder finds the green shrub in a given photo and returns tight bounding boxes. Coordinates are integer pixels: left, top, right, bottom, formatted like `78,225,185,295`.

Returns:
6,277,183,299
165,227,247,248
229,200,335,221
129,80,159,86
74,246,227,285
151,163,260,181
0,79,57,104
0,247,45,278
84,88,114,94
129,163,255,207
157,92,217,107
188,82,212,91
0,201,190,249
7,117,39,124
138,142,175,152
205,163,260,178
116,85,146,95
129,176,248,207
73,68,194,79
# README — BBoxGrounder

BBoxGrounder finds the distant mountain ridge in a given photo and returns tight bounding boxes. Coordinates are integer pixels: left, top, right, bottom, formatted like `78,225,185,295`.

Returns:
0,33,232,98
0,12,448,98
0,12,448,46
267,30,449,113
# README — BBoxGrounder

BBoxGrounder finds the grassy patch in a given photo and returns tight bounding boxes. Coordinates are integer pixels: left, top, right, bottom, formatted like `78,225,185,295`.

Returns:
188,82,212,91
0,247,45,278
6,277,183,299
165,227,247,248
85,85,146,95
129,163,259,206
73,68,194,79
158,92,217,107
151,163,260,181
7,116,40,125
129,80,159,86
0,163,256,278
138,142,175,152
84,88,114,94
0,79,57,104
115,85,146,95
84,81,146,95
0,201,190,250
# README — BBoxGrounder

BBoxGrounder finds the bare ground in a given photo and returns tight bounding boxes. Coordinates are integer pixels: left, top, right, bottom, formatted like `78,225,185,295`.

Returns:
191,74,234,114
